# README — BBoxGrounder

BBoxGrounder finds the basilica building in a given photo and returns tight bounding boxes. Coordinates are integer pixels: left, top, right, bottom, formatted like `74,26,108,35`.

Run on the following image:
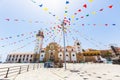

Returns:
6,30,109,63
6,40,82,63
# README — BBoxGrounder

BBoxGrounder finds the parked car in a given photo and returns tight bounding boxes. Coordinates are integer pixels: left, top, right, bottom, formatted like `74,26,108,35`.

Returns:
44,62,54,68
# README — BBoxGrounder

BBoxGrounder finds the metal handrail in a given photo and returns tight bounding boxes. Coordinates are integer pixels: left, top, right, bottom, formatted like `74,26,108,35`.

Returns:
0,63,41,79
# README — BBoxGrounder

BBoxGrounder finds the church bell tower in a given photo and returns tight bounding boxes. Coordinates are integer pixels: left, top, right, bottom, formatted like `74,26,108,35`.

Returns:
74,39,82,53
34,30,44,62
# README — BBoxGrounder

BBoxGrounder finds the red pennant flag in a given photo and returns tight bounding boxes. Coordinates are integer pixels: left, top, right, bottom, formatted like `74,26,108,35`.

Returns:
58,25,61,29
83,4,87,8
64,17,67,19
109,5,113,8
78,9,81,12
99,8,103,11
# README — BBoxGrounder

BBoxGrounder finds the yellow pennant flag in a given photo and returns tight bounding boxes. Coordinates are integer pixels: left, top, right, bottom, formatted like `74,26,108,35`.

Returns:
65,6,68,9
88,0,94,2
71,15,75,19
43,7,48,11
56,16,59,20
64,14,67,17
92,11,96,15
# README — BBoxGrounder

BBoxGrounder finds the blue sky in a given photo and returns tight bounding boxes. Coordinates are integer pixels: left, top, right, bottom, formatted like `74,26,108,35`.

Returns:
0,0,120,61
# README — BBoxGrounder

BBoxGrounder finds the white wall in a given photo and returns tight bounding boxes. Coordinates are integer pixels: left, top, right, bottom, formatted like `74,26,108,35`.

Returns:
71,52,77,61
65,52,70,61
58,52,63,60
40,52,45,61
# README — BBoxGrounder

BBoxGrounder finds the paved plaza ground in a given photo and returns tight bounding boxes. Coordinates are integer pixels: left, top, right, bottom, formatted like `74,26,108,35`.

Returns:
0,63,120,80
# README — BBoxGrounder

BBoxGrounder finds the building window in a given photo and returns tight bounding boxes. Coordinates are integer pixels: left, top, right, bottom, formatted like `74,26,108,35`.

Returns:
60,49,62,52
78,47,80,49
31,55,32,58
66,54,68,56
41,50,44,52
8,58,10,61
23,55,25,57
9,55,11,58
73,54,75,56
60,54,62,56
27,55,29,57
77,42,80,45
72,49,74,51
41,55,43,57
16,55,18,57
20,55,22,57
12,58,14,61
26,58,28,61
30,59,32,62
16,58,17,61
66,49,67,52
23,58,24,61
51,52,53,55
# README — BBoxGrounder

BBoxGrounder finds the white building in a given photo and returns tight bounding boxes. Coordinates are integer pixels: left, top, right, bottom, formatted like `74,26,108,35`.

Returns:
6,52,34,63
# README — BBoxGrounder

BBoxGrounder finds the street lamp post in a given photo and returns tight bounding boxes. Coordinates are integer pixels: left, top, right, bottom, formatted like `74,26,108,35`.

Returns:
61,21,66,70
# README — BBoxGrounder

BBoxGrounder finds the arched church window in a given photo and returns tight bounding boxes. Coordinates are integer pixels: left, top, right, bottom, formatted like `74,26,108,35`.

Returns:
41,55,43,57
51,52,53,55
72,49,74,51
77,42,80,45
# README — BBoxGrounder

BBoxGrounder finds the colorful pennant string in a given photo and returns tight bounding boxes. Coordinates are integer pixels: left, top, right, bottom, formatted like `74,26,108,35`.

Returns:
69,4,114,24
0,31,37,41
1,35,35,48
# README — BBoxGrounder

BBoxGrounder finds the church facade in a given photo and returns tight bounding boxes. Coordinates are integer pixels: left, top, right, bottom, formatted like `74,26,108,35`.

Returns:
39,41,81,62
